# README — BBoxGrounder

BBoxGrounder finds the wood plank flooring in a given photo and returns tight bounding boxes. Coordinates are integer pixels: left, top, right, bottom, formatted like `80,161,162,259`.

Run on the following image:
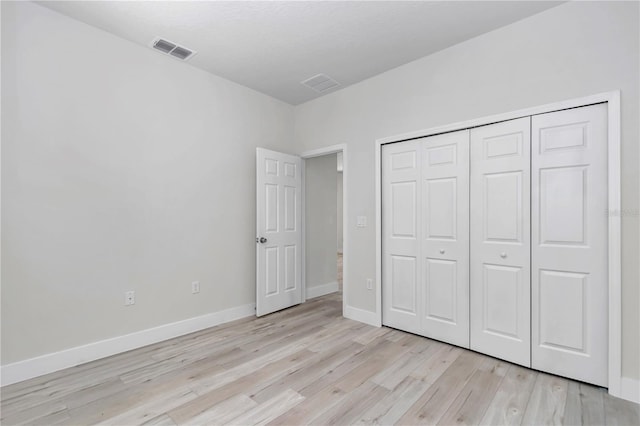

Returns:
2,293,638,425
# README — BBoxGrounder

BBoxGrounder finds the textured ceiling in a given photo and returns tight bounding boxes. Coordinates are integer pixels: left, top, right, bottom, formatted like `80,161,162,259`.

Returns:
39,1,562,105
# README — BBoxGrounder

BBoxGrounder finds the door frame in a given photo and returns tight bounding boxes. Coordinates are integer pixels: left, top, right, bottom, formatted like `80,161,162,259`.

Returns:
375,91,624,399
300,144,348,317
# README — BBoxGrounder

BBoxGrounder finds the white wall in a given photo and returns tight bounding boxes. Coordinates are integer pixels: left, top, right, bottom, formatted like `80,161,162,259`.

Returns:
305,154,338,291
294,1,640,380
1,2,294,365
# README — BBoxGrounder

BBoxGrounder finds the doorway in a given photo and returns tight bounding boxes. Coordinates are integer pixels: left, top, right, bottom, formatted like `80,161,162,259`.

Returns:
302,145,347,315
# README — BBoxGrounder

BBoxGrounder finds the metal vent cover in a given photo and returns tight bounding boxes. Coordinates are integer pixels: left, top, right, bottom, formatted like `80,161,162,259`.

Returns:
301,73,340,93
150,37,197,61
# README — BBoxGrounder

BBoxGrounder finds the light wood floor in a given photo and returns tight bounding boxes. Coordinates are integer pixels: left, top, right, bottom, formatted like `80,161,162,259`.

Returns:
2,293,638,425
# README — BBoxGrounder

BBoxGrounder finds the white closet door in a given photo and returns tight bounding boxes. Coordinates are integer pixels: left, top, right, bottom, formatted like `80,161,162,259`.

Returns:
382,141,421,334
531,104,608,387
421,130,470,347
470,117,531,367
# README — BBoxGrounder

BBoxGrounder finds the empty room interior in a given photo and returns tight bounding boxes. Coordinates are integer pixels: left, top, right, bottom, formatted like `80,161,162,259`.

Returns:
2,1,640,425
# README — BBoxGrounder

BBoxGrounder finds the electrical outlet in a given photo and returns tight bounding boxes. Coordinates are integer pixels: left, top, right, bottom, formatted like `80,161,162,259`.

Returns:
191,281,200,294
366,278,373,290
125,291,135,306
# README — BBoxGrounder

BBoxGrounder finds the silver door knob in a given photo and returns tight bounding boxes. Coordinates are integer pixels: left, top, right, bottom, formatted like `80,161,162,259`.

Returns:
439,249,445,254
256,237,267,244
500,252,507,258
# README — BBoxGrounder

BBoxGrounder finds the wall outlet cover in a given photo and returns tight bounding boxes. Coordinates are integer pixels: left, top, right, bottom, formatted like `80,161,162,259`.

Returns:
125,291,135,306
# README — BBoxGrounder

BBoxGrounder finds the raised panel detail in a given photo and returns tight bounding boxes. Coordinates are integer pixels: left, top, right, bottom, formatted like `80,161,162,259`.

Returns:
540,122,587,153
427,144,456,166
265,247,279,296
483,264,521,340
484,172,521,242
425,258,456,324
530,102,608,386
485,133,521,159
538,270,587,353
284,245,296,291
539,166,586,246
425,178,456,240
391,256,417,313
284,162,296,178
265,184,278,232
391,181,416,238
391,151,416,170
265,158,278,176
284,185,296,232
256,148,301,317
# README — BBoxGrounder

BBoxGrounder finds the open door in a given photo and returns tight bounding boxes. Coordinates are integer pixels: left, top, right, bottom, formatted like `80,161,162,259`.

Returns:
256,148,303,316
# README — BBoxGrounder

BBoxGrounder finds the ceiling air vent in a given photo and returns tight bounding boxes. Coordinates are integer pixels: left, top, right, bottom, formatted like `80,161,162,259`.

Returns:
150,37,197,61
301,74,340,93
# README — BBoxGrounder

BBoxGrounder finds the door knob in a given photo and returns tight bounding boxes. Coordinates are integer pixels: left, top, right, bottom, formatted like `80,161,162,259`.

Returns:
500,252,507,258
256,237,267,244
439,249,445,254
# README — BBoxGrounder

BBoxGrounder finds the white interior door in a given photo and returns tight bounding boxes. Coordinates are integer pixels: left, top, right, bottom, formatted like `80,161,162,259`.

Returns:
420,130,470,347
256,148,302,316
382,141,422,334
531,104,608,386
470,117,531,367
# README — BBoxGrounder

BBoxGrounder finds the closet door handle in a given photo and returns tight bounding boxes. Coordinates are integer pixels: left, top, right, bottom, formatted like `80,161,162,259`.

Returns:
500,252,507,258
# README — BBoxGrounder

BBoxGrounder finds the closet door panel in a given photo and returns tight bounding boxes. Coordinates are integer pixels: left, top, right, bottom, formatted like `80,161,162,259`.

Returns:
470,117,531,367
532,103,608,387
421,130,470,347
382,141,422,334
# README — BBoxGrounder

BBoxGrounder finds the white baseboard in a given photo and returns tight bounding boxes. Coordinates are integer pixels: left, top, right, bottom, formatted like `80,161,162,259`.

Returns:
0,303,256,387
344,305,381,327
306,281,339,299
617,377,640,403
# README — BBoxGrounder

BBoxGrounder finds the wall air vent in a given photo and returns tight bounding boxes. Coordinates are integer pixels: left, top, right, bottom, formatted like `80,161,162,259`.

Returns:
150,37,197,61
301,74,340,93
